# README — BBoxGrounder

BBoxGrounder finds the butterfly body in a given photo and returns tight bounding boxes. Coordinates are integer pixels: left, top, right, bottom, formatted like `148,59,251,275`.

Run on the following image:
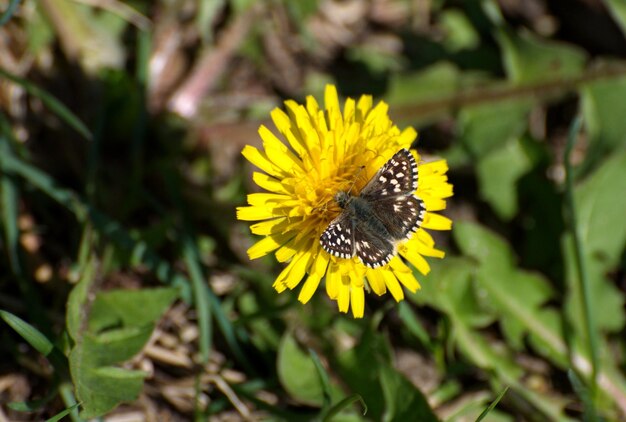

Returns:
320,149,425,268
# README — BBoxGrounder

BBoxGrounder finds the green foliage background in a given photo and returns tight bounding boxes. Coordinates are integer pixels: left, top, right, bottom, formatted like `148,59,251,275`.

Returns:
1,0,626,420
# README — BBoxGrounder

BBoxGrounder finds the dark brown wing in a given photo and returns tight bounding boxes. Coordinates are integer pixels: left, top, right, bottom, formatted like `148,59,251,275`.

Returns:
360,149,418,199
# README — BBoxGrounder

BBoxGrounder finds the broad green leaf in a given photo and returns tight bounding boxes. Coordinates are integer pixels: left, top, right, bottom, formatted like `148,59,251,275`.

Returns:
66,258,97,341
88,288,179,333
476,137,534,220
379,363,437,422
88,325,154,365
563,236,625,335
0,310,53,356
564,149,626,334
454,221,567,365
387,62,460,106
335,328,391,420
451,315,571,421
68,281,178,417
458,99,532,156
277,333,331,406
497,29,587,84
581,76,626,163
448,308,522,379
70,336,146,418
451,222,515,273
387,62,463,125
414,257,493,328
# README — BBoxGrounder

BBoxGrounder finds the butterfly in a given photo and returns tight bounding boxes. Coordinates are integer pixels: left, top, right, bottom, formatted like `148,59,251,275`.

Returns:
320,148,425,268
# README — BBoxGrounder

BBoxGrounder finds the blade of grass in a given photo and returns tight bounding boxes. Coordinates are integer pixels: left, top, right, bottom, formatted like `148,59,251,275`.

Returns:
568,369,598,422
309,348,332,410
0,309,53,355
0,0,21,26
44,403,81,422
0,69,92,141
0,133,21,274
475,386,509,422
0,148,254,373
0,147,88,218
0,145,190,294
125,30,150,215
564,115,599,404
58,382,83,422
2,148,253,374
182,234,212,363
164,172,254,373
321,394,367,422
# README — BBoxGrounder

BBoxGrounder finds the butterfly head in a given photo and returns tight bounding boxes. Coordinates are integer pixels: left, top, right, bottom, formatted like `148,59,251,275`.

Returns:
335,190,352,209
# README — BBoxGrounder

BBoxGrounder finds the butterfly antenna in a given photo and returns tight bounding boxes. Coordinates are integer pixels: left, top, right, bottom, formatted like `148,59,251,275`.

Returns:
346,165,366,195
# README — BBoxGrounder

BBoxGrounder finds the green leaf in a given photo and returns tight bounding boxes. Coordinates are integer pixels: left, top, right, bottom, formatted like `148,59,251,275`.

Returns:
414,257,493,328
335,328,391,420
379,363,437,422
458,99,532,156
70,335,146,419
0,310,53,356
88,287,179,333
564,150,626,335
68,281,178,418
454,221,568,365
387,62,461,124
451,222,515,273
277,333,327,406
387,62,459,103
447,307,522,380
497,29,587,84
581,76,626,163
476,137,534,219
414,230,574,419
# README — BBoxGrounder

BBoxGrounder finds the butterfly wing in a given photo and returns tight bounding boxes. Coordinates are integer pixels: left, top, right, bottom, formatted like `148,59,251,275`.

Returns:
369,195,425,240
360,148,418,199
354,224,396,268
320,211,355,259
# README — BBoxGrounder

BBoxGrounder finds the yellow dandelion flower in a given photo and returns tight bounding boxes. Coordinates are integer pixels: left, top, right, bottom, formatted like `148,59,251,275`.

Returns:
237,85,453,318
